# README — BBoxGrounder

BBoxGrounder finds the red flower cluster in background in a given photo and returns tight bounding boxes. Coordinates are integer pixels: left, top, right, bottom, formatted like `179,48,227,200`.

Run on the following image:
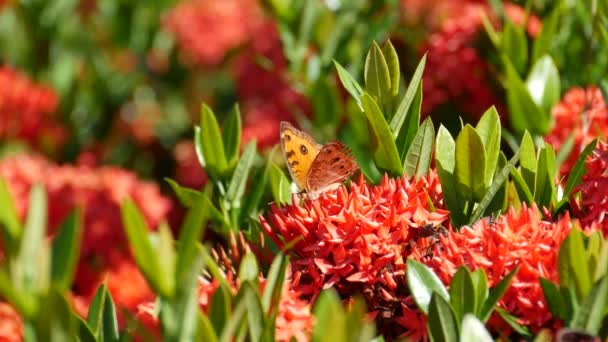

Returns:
163,0,263,66
261,173,449,336
0,302,22,342
418,3,540,120
172,140,207,189
545,86,608,176
424,205,571,332
572,140,608,234
0,66,66,152
0,153,172,317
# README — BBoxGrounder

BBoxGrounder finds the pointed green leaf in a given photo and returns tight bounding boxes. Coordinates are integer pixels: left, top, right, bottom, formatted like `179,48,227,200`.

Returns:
404,117,434,178
157,223,176,297
361,93,402,176
238,252,259,284
475,106,501,188
395,80,423,162
241,147,275,221
177,194,208,280
505,59,549,134
471,269,489,317
223,104,242,166
496,308,531,336
0,178,21,254
534,145,556,209
562,138,599,200
364,42,391,112
270,165,293,205
520,131,537,191
436,126,466,227
51,210,82,291
427,293,458,342
501,22,528,74
406,259,449,314
572,276,608,334
381,39,400,97
526,55,561,115
87,283,119,341
455,125,486,202
449,267,476,322
199,104,228,178
460,314,492,342
261,253,288,313
511,168,534,206
486,152,508,214
531,5,562,63
226,141,257,209
243,282,265,341
390,54,426,135
313,290,346,342
210,284,233,334
198,312,219,342
560,229,592,300
218,296,246,342
480,265,520,322
540,277,566,319
334,60,363,109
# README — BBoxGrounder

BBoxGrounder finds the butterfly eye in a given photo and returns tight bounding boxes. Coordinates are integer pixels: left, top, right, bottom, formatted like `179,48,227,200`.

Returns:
284,134,291,141
300,145,308,155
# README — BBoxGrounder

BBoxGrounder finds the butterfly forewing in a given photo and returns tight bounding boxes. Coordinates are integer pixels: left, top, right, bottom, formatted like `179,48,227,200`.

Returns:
280,122,323,190
305,141,359,194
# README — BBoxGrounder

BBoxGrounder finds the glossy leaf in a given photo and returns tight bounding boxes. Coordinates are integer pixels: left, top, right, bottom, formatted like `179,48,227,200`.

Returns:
460,314,492,342
50,210,82,291
313,290,346,342
572,276,608,334
531,5,562,63
485,152,508,214
540,277,567,320
361,93,403,176
0,178,21,254
511,168,534,206
226,141,257,209
505,59,549,135
470,269,489,317
270,164,292,205
455,125,486,202
475,106,501,188
210,285,233,335
436,126,466,227
199,104,228,178
449,267,476,322
243,282,265,341
480,265,520,322
261,253,288,313
87,284,119,341
403,117,434,179
526,55,561,115
395,80,422,162
496,308,532,336
223,104,242,167
559,229,592,300
390,54,426,136
427,293,458,342
364,42,391,113
519,131,537,191
381,39,400,97
198,312,219,342
562,138,599,200
334,60,363,109
238,252,259,284
157,223,176,297
534,145,556,209
501,21,528,75
241,147,275,221
176,193,209,280
406,259,449,314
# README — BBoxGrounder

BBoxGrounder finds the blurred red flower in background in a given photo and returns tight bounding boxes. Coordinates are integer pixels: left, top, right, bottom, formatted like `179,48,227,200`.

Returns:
261,173,449,336
545,86,608,176
0,302,22,342
571,140,608,234
164,0,263,66
173,140,207,189
419,3,540,119
423,205,572,332
0,66,66,153
0,153,171,317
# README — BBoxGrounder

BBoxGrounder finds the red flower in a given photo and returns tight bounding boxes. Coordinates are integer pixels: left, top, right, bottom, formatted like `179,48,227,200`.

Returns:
0,302,22,342
423,205,572,331
173,141,207,189
571,140,608,234
164,0,263,66
0,66,65,152
0,153,172,314
545,86,608,176
420,3,540,119
261,173,449,337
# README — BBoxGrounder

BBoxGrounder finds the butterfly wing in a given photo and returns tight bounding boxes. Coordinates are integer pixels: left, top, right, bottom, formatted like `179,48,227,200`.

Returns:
305,141,359,196
280,121,323,190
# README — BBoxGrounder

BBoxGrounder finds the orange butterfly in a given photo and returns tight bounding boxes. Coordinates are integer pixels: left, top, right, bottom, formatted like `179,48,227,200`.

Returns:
280,121,359,199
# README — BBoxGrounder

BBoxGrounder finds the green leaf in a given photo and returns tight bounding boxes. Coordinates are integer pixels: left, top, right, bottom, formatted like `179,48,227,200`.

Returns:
270,165,293,205
403,117,434,179
243,282,265,341
226,141,257,210
120,200,164,296
406,259,449,314
470,149,520,224
364,42,391,113
470,269,489,317
176,194,208,281
455,125,486,202
501,21,528,75
427,293,458,342
199,104,229,178
17,183,49,293
395,80,423,162
51,210,82,291
218,296,246,342
390,54,426,136
334,60,363,109
238,252,259,284
560,229,592,300
531,5,562,63
572,276,608,334
540,277,566,319
165,178,202,207
534,145,556,209
76,315,97,342
511,168,534,206
261,253,288,313
223,104,242,167
505,59,549,134
198,312,219,342
480,265,520,322
562,139,599,200
449,267,476,322
381,39,400,97
475,106,501,188
157,223,176,297
436,126,466,227
526,55,561,115
313,290,346,342
210,284,233,335
496,308,531,336
87,284,119,341
459,314,492,342
485,152,508,214
361,93,403,176
519,131,537,191
0,178,21,254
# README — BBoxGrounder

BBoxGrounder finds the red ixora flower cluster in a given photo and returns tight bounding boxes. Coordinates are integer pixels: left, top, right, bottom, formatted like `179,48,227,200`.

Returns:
571,140,608,234
164,0,263,66
424,204,572,332
0,66,65,151
545,86,608,176
420,2,540,119
0,302,22,342
261,173,449,337
172,140,207,189
0,153,172,317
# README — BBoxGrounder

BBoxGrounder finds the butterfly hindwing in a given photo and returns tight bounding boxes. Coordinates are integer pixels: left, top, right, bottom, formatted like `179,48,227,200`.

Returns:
305,141,359,195
280,122,322,190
